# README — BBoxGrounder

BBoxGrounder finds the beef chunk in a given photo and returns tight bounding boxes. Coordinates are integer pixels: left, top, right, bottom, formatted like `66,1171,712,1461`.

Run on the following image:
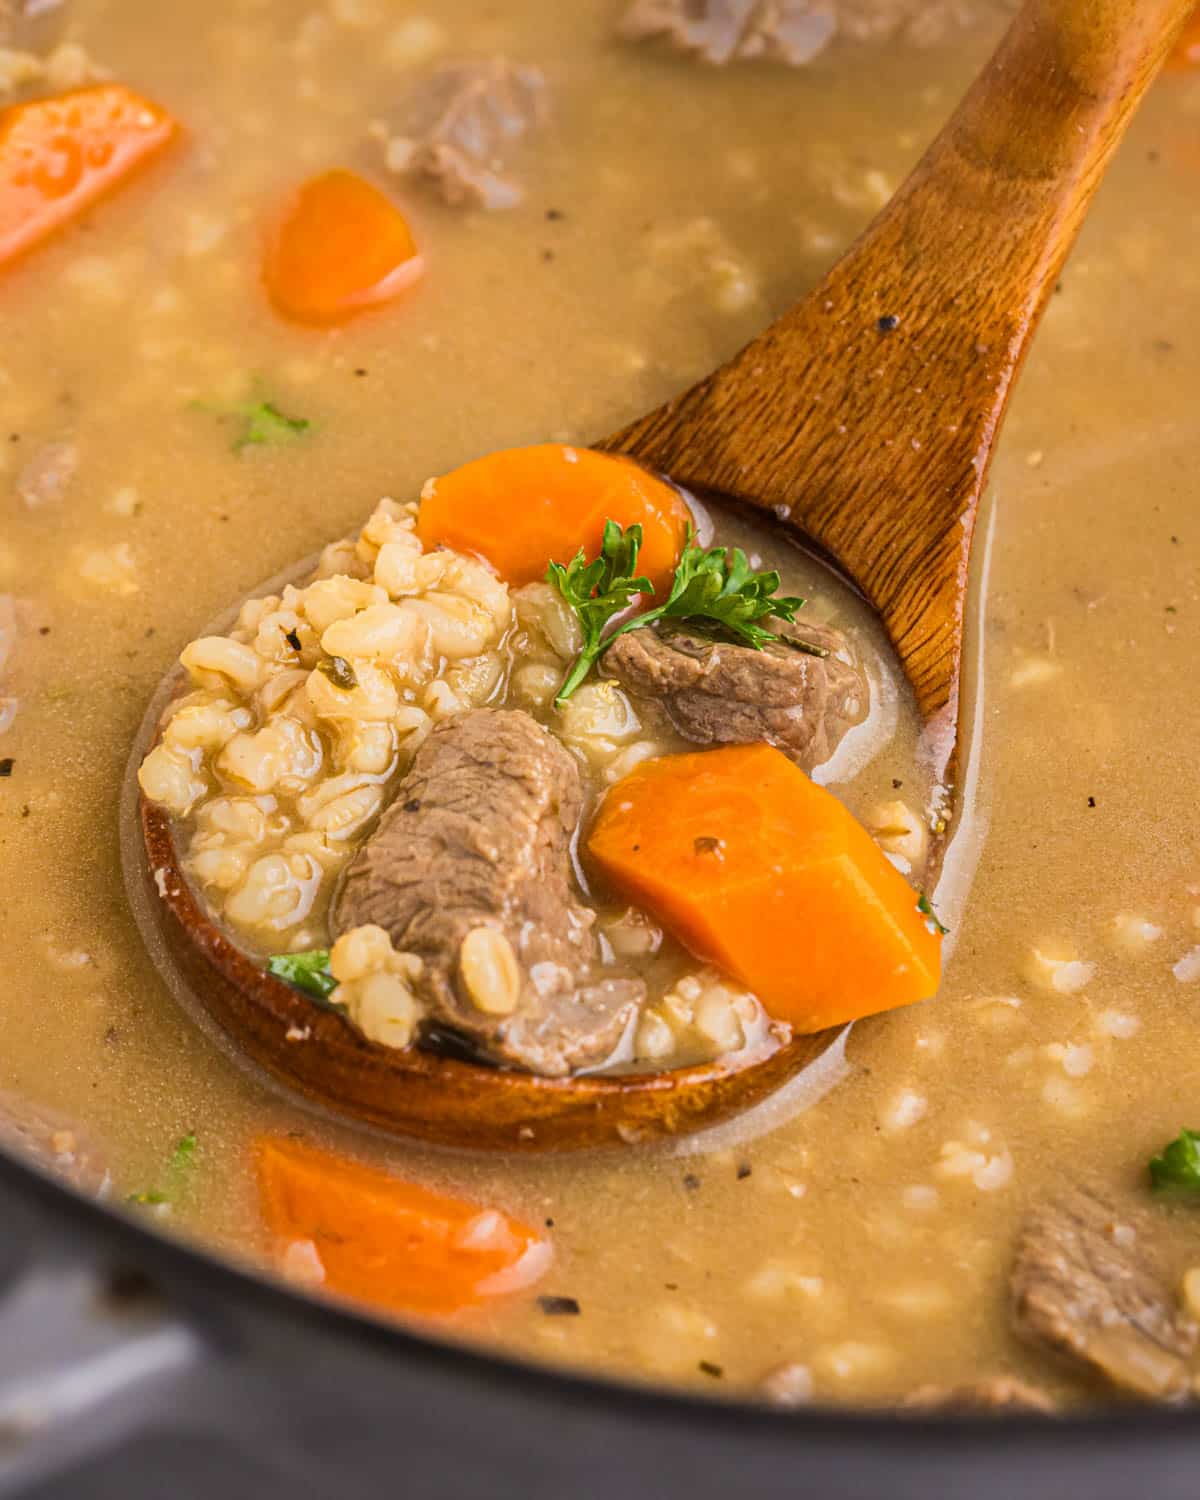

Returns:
619,0,834,65
618,0,1016,64
1010,1187,1197,1400
603,619,865,772
0,0,64,44
334,708,643,1076
0,1090,108,1197
379,59,548,211
903,1378,1056,1414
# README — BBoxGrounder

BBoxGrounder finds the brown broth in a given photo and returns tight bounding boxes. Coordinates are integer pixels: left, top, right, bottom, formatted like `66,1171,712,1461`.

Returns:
2,0,1199,1408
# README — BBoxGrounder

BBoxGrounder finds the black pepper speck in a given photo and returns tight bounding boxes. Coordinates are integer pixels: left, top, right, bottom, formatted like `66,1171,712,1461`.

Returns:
877,314,900,332
537,1295,580,1317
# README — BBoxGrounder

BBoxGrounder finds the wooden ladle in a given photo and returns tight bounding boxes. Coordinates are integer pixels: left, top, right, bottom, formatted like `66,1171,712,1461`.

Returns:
135,0,1191,1152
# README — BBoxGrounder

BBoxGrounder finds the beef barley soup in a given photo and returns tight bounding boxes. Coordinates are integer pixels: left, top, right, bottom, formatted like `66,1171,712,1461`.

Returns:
2,0,1200,1410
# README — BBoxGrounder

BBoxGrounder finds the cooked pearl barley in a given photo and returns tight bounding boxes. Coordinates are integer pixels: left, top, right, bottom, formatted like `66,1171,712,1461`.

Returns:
445,652,504,705
459,926,522,1015
761,1364,814,1406
405,594,499,659
513,581,583,660
188,845,249,890
282,831,347,871
558,681,641,755
137,744,206,814
304,783,383,838
341,971,421,1048
218,717,323,794
1109,911,1164,954
635,1010,676,1060
373,536,424,596
512,661,561,708
163,700,252,753
305,659,399,722
693,988,745,1053
1023,947,1096,994
181,636,263,694
321,601,420,662
603,740,661,784
868,799,927,867
194,796,270,844
315,539,371,581
424,679,466,720
336,719,397,775
257,668,310,717
330,923,399,983
301,576,387,635
224,852,318,930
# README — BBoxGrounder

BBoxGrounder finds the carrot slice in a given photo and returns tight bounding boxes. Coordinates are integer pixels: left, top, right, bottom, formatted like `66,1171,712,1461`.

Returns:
1168,7,1200,68
264,169,423,325
256,1136,551,1318
0,85,180,272
587,743,943,1033
416,443,691,595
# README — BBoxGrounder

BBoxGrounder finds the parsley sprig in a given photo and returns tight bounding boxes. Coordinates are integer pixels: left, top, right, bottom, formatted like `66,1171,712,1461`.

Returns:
548,521,821,706
267,948,340,1003
1149,1129,1200,1194
547,521,654,706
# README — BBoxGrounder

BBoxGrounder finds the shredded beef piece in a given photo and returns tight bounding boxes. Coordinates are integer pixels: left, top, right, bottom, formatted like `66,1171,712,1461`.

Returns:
1010,1186,1198,1400
903,1378,1056,1413
380,58,548,211
603,618,865,771
618,0,1017,65
334,708,643,1076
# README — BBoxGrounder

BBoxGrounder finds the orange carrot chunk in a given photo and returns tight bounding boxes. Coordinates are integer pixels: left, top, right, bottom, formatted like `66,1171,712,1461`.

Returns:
256,1137,551,1318
1168,7,1200,68
588,743,943,1033
416,443,691,596
263,168,423,325
0,84,180,272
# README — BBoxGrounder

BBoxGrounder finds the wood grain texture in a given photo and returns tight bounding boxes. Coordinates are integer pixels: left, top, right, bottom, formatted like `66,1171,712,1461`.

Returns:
141,797,837,1152
601,0,1193,779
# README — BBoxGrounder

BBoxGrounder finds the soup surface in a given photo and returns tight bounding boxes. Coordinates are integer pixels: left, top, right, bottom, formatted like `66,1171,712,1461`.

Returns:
2,0,1200,1409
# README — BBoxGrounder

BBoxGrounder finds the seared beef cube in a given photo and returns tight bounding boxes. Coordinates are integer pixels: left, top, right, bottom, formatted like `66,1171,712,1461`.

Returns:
603,619,865,771
1010,1187,1198,1400
334,709,642,1076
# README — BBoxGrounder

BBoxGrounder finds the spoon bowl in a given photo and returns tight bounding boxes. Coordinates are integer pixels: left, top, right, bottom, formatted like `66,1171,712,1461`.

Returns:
139,789,838,1151
132,0,1191,1150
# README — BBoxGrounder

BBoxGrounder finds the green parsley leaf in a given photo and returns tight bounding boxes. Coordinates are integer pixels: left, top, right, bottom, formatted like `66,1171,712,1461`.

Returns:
191,393,311,454
316,655,359,691
633,533,807,651
548,521,823,703
917,892,949,937
127,1131,200,1210
1149,1129,1200,1193
547,520,653,706
267,949,340,1002
170,1132,198,1172
234,400,310,453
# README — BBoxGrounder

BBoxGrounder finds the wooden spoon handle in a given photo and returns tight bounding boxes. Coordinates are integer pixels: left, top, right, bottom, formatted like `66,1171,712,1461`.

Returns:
604,0,1192,768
